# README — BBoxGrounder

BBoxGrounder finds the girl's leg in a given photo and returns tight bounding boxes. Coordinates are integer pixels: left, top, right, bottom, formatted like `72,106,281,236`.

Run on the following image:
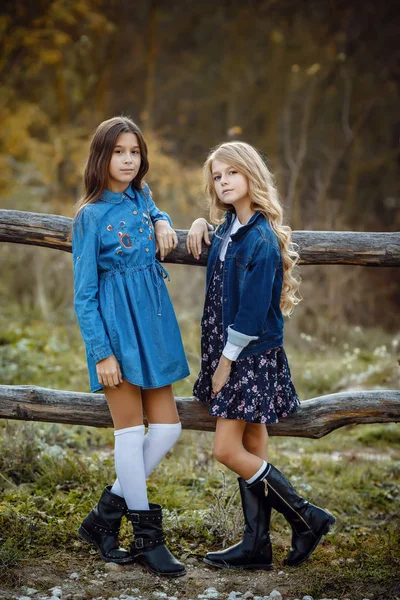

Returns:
142,384,180,424
105,381,148,510
242,423,269,462
213,418,265,480
125,385,185,577
242,423,336,567
105,380,144,430
78,380,146,563
204,419,272,570
141,385,182,477
111,385,181,497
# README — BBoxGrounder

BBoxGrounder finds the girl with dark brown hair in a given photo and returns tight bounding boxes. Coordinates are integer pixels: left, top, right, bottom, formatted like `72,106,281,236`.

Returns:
72,116,189,577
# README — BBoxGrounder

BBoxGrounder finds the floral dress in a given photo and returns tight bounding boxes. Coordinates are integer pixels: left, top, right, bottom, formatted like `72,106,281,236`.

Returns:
193,259,300,424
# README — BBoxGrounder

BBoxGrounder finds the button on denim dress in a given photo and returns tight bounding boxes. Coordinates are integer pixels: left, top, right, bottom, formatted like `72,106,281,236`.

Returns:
72,183,189,392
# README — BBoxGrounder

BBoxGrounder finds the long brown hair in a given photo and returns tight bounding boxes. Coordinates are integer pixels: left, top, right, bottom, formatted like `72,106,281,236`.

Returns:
204,141,302,316
73,116,149,220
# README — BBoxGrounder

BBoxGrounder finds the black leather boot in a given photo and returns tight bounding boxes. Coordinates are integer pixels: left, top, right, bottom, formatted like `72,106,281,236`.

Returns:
204,477,273,570
78,486,133,563
126,504,186,577
252,464,335,567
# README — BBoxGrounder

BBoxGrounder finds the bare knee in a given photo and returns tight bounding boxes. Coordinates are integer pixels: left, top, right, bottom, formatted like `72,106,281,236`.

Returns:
213,441,236,467
213,418,248,469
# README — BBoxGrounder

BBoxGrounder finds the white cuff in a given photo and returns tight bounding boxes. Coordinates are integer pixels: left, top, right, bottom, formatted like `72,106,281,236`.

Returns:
222,342,243,361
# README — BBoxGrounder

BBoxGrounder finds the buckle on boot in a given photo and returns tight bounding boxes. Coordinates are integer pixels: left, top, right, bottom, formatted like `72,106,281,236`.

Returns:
128,512,140,524
135,537,144,549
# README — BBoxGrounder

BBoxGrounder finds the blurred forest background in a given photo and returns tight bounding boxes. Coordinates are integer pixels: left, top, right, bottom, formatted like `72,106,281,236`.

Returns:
0,2,399,597
0,0,399,340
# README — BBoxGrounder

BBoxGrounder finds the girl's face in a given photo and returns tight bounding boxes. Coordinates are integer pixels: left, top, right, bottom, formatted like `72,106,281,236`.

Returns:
211,159,250,208
108,132,142,192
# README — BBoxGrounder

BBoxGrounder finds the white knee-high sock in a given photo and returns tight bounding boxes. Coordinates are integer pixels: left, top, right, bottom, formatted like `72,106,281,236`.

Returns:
111,422,182,499
143,422,182,477
111,425,149,510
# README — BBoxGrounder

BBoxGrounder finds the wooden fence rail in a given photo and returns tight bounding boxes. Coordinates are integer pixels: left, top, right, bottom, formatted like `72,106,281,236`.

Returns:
0,386,399,439
1,209,399,435
1,209,400,266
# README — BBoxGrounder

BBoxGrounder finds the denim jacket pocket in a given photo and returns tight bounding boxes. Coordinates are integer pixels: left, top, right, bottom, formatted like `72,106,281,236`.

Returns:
235,255,251,285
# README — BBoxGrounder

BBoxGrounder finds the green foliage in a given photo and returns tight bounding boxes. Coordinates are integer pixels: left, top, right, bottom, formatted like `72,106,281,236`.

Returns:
0,313,87,391
0,539,21,587
0,422,399,596
285,325,399,399
1,1,399,332
354,422,400,445
0,307,398,400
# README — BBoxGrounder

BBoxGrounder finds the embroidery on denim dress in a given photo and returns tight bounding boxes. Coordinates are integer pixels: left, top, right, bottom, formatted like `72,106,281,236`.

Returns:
142,211,154,234
118,231,132,248
115,246,123,255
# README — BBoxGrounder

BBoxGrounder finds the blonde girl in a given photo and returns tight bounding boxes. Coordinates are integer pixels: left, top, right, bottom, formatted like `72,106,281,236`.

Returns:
187,141,335,570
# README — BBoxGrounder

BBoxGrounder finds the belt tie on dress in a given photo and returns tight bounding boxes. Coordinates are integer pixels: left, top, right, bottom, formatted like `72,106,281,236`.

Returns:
151,261,170,316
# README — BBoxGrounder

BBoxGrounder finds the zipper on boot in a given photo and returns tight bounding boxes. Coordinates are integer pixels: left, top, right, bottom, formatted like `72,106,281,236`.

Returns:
263,479,312,532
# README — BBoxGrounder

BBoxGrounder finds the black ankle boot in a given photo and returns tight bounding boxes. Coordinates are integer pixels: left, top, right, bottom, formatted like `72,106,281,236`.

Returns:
78,486,133,563
126,504,186,577
204,477,273,570
253,465,335,567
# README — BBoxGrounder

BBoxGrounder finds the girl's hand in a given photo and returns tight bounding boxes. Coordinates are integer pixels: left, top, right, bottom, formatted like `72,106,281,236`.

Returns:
96,355,123,388
186,218,211,260
212,355,232,395
154,221,178,261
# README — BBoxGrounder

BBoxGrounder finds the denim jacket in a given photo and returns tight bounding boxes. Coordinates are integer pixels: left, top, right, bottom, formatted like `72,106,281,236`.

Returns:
206,211,284,357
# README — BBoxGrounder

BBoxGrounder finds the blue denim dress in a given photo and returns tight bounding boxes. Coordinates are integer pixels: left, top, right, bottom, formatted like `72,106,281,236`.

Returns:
72,183,189,392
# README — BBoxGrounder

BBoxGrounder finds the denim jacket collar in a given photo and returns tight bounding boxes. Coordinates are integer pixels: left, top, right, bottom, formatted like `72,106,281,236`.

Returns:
101,184,137,204
221,210,264,240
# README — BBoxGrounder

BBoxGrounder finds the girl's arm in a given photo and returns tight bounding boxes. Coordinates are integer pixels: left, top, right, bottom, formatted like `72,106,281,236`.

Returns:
212,241,278,395
142,183,177,260
222,341,243,361
72,208,113,364
142,183,173,227
186,218,213,260
227,239,280,346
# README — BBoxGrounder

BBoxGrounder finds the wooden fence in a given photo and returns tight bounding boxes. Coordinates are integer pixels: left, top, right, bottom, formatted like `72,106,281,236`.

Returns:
0,208,399,439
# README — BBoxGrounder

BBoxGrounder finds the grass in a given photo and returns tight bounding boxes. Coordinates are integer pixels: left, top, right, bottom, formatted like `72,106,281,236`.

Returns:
1,310,398,399
0,422,399,598
0,315,399,598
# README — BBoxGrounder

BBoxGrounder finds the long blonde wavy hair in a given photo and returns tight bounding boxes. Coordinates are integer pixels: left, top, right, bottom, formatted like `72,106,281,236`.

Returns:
204,141,301,315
